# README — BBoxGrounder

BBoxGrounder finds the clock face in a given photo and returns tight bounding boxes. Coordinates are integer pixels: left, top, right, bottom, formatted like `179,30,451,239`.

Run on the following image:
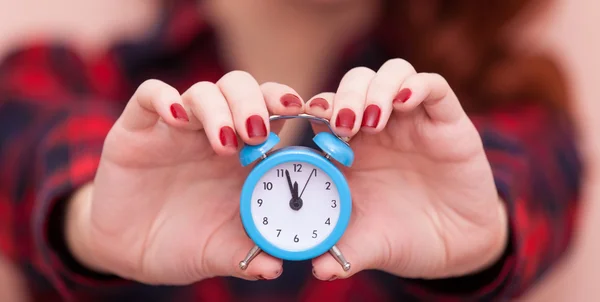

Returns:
250,161,341,252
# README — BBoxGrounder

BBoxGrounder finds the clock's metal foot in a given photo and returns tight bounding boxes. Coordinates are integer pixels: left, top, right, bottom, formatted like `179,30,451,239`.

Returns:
329,245,351,271
239,245,262,270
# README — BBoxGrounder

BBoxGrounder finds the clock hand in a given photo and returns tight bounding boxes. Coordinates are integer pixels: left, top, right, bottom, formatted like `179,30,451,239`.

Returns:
299,169,316,198
285,170,297,199
293,181,299,198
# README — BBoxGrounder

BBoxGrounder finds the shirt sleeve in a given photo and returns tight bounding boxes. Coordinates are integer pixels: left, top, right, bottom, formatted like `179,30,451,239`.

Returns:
0,44,136,300
399,103,583,300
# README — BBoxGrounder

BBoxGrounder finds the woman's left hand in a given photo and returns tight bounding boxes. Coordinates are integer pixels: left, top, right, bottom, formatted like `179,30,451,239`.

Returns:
305,59,508,281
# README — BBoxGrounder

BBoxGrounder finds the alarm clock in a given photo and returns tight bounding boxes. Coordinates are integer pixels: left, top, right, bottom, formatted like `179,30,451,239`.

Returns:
238,114,353,272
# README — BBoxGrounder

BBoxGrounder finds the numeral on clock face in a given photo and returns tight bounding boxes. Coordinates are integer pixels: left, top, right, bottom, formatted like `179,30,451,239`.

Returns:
251,161,341,252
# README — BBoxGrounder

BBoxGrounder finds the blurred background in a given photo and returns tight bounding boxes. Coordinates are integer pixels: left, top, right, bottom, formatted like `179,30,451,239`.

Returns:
0,0,598,301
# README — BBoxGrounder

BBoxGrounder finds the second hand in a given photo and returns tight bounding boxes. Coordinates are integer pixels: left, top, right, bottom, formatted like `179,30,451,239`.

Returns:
299,169,316,198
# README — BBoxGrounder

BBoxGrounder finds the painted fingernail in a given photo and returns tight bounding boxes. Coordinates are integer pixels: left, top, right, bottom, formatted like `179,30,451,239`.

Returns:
394,88,412,103
219,126,238,148
246,115,267,138
309,98,329,110
280,94,302,108
361,104,381,128
335,108,356,129
170,103,189,121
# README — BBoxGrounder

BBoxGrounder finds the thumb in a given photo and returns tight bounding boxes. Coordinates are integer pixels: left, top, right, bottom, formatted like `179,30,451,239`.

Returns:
311,215,385,281
202,218,283,281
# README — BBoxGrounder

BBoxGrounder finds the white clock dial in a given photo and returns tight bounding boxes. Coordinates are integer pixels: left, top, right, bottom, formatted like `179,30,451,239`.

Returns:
250,161,341,252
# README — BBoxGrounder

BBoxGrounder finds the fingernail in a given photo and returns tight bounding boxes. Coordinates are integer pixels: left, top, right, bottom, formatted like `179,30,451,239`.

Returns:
335,108,356,129
328,276,338,281
309,98,329,110
257,275,266,280
274,269,282,278
219,126,238,148
246,115,267,138
394,88,412,103
280,94,302,108
361,104,381,128
170,103,189,121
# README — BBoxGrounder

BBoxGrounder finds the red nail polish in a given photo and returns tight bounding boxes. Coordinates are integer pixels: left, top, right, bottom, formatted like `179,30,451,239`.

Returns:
309,98,329,110
170,103,189,121
361,105,381,128
246,115,267,138
394,88,412,103
280,94,302,107
219,126,238,148
335,108,356,129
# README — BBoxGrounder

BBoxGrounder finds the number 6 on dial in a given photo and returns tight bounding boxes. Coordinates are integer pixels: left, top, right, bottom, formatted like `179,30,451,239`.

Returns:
238,114,354,273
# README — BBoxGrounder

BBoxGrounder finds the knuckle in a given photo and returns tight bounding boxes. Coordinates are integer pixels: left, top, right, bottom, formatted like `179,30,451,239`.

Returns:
383,58,416,73
135,79,167,96
427,72,449,86
346,66,376,78
138,78,165,90
184,81,217,99
368,78,396,96
335,90,364,103
218,70,255,86
259,81,281,89
135,79,178,106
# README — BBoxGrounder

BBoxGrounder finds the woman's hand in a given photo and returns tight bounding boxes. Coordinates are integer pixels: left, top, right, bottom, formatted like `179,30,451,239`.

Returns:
66,72,306,284
305,59,508,281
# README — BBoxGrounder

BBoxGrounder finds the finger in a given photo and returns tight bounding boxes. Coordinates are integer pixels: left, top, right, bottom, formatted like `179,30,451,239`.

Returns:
311,216,381,281
182,81,239,156
204,219,283,281
363,59,417,133
392,73,465,123
305,92,335,135
121,79,200,131
305,92,334,118
331,67,376,137
260,82,305,134
217,71,270,145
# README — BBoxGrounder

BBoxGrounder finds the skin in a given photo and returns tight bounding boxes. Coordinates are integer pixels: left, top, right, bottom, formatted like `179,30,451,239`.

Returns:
66,0,508,284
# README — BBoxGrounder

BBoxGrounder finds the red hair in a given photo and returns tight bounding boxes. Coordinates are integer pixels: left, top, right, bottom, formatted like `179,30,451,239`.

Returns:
379,0,568,113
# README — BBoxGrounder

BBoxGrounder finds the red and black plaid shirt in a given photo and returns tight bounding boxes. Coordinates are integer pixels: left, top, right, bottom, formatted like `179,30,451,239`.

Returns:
0,1,582,301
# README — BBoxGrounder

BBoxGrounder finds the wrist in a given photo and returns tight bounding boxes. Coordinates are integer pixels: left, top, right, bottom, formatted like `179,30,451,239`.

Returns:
443,195,509,278
479,197,509,272
462,196,509,276
404,197,512,295
64,183,111,275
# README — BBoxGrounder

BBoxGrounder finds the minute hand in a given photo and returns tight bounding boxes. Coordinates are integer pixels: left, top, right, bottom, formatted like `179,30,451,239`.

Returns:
299,169,316,198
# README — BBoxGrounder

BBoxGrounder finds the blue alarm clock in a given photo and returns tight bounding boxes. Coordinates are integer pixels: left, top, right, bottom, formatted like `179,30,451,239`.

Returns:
238,114,353,272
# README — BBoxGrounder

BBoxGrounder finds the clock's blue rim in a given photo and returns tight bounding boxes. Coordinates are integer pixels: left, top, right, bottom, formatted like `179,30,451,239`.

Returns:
239,146,352,261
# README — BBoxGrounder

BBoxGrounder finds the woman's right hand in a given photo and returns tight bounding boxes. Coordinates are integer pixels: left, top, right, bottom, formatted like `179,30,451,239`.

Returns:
65,72,306,284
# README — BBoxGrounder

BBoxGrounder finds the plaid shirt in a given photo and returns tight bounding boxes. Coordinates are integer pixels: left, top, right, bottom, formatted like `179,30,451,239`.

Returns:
0,1,582,301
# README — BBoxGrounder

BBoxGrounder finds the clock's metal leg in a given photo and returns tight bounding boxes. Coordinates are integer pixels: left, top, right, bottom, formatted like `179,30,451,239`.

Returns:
329,245,351,272
239,245,262,270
